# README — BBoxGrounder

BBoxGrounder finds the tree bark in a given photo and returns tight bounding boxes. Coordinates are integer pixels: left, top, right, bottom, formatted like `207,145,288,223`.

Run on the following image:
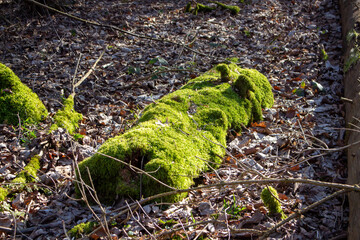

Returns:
339,0,360,239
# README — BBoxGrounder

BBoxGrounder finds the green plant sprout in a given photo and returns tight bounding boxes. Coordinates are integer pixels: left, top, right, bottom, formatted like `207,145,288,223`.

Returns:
244,29,251,37
261,186,287,219
223,195,246,218
320,48,328,61
159,218,178,229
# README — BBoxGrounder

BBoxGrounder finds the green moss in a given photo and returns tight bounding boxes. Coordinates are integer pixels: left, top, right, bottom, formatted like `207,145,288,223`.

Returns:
185,2,192,12
212,1,240,14
185,2,240,15
0,63,48,125
320,48,328,61
12,155,40,184
77,63,273,203
193,3,215,15
68,221,97,238
261,186,286,219
0,187,8,202
216,64,231,82
50,95,82,134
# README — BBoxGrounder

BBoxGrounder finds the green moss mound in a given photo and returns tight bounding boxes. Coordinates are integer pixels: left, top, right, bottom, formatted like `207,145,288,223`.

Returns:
12,155,40,184
185,1,240,15
0,187,8,202
68,221,97,238
50,95,83,134
0,63,48,125
77,63,273,203
261,186,287,219
0,155,40,203
212,1,240,14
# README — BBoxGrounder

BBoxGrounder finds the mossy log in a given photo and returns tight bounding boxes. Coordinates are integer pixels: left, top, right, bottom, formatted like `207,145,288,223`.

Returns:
77,63,273,203
0,63,48,125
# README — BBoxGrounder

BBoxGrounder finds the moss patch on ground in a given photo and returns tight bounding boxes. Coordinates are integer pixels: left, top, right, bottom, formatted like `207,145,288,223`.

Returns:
50,95,83,134
68,221,97,238
12,155,40,184
77,63,273,203
0,187,8,202
0,63,48,125
261,186,286,219
0,155,40,202
185,2,240,15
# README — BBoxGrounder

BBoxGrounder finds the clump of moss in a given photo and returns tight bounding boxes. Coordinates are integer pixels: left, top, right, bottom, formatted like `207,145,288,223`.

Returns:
0,63,48,125
0,155,40,202
184,2,192,12
216,64,231,82
261,186,287,219
212,1,240,14
68,221,97,238
194,3,215,15
184,2,239,15
50,95,82,134
77,63,273,203
12,155,40,184
0,187,8,202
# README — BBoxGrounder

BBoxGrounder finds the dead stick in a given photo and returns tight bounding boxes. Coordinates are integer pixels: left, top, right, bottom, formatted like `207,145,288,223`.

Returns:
24,0,214,59
71,50,105,96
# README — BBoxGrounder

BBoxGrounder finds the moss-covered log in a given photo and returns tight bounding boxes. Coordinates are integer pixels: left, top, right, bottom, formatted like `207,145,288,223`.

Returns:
0,63,48,125
77,63,273,203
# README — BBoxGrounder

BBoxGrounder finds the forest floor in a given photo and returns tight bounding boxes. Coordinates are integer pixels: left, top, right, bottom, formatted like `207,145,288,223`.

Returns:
0,0,349,239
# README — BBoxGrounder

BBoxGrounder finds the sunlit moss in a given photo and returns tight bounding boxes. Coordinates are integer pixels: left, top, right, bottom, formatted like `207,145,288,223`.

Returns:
261,186,287,219
50,95,82,134
0,187,8,202
0,63,48,125
68,221,97,238
185,2,239,15
77,63,273,203
12,155,40,184
212,1,240,14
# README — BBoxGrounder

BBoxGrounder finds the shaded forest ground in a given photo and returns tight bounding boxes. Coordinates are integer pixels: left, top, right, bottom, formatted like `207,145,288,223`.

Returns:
0,0,348,239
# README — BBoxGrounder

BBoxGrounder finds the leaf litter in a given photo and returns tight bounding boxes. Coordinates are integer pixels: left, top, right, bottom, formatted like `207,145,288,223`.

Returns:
0,0,348,239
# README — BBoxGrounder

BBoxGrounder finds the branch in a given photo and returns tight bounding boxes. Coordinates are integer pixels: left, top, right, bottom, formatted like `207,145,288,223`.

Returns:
71,49,105,96
24,0,217,59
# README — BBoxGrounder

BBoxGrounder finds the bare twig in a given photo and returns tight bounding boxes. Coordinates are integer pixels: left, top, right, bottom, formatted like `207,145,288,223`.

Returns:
71,50,105,96
24,0,218,60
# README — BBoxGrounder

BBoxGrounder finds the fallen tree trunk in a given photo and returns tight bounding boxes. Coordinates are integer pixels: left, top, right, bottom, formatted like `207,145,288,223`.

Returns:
77,63,274,203
339,0,360,239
